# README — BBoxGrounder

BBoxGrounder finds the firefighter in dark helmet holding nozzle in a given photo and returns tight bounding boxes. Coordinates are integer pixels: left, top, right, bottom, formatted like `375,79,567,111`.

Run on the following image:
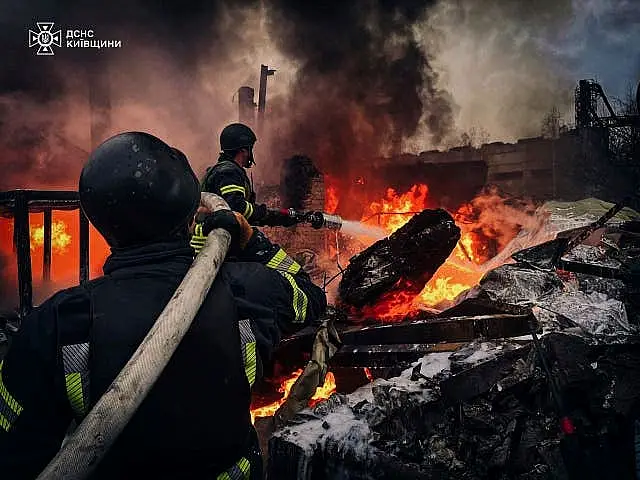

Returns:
200,122,298,228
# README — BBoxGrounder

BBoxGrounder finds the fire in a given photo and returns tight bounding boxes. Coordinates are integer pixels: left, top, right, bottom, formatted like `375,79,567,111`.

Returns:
30,220,72,253
358,184,488,319
0,210,111,306
325,185,339,214
364,184,428,233
250,369,337,424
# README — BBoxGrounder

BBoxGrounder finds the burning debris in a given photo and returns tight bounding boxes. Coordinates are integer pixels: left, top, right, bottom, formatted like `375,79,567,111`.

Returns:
338,209,460,310
264,197,640,479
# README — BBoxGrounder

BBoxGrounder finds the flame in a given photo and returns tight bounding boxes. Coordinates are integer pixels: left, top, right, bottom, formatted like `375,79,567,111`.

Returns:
364,367,374,382
357,184,488,319
325,185,339,214
250,369,336,424
364,184,429,233
0,210,111,305
30,220,72,253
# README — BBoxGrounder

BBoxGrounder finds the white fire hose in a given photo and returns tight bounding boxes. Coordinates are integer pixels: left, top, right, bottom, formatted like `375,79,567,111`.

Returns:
37,193,231,480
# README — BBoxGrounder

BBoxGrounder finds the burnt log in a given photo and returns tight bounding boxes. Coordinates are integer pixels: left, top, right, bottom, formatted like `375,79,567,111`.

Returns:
338,209,460,308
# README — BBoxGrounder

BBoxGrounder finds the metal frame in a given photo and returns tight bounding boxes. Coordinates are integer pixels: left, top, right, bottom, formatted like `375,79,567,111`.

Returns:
0,189,90,317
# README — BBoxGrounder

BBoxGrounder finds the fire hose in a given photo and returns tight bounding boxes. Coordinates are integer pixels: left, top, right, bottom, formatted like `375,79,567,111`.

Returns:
36,193,232,480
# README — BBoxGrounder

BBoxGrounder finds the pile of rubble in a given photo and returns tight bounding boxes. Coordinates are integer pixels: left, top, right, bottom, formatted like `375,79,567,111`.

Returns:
266,199,640,479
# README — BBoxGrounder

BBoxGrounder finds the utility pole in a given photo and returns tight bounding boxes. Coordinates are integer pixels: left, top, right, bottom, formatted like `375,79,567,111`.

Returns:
257,64,276,135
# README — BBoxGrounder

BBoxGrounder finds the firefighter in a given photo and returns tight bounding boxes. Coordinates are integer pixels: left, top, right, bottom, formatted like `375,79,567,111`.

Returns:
0,132,324,479
200,122,297,227
190,209,326,386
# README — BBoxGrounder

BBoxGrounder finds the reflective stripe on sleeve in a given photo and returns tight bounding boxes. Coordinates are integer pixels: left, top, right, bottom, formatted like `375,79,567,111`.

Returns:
265,248,301,275
220,185,246,197
0,361,23,432
62,343,90,419
278,272,309,324
217,456,251,480
243,202,254,219
238,319,257,387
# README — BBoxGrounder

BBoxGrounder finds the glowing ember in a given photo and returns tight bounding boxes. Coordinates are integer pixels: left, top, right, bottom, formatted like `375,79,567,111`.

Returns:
364,367,374,382
30,220,72,253
250,369,337,424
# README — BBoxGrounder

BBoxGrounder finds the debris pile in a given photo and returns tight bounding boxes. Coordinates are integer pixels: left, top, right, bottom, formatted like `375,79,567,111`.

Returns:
267,199,640,479
268,333,640,479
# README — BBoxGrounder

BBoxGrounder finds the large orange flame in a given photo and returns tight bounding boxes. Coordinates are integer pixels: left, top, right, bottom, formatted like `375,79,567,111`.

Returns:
358,184,487,320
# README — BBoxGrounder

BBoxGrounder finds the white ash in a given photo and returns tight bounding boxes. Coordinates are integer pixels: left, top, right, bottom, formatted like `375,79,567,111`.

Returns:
419,352,451,378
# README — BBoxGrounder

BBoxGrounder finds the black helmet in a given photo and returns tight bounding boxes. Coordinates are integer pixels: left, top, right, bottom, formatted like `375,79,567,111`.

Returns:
79,132,200,248
220,123,257,152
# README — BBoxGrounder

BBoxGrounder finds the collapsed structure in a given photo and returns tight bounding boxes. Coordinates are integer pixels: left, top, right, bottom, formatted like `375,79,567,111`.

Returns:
265,200,640,479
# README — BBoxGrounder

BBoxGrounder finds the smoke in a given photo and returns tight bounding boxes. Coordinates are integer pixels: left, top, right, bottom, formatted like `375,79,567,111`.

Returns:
406,0,640,147
0,0,295,189
263,0,453,178
279,155,321,210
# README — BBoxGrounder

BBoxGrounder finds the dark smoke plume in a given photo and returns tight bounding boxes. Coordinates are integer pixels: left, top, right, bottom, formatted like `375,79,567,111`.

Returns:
265,0,453,180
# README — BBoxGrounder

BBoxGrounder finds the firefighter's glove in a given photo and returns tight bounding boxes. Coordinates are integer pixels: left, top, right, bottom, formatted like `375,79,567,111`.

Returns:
264,209,298,228
191,210,253,255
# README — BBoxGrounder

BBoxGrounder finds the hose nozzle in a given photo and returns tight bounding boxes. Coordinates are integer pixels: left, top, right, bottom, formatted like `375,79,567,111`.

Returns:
306,211,343,230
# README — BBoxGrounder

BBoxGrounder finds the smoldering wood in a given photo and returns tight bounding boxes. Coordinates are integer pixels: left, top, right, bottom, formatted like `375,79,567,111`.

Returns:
338,209,460,308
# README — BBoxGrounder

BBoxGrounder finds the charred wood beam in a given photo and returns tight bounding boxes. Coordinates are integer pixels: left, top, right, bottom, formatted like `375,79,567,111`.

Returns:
330,343,468,368
276,314,537,367
338,314,536,346
43,209,52,283
440,345,532,404
79,210,90,285
13,191,33,317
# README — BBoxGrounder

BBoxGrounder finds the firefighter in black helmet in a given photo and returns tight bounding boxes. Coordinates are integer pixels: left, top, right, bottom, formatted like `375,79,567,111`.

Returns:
201,123,297,227
0,132,269,479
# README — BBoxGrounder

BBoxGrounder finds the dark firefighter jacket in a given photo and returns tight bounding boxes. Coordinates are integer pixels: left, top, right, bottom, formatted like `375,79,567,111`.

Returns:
201,157,268,225
191,227,327,387
0,240,272,480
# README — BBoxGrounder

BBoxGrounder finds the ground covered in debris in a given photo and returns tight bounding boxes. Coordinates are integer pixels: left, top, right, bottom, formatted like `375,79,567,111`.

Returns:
268,333,640,479
267,200,640,479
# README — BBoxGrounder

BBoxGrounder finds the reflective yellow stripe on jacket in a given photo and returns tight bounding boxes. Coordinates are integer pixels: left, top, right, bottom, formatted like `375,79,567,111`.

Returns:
0,361,24,432
190,223,207,254
62,343,91,420
220,185,246,197
238,319,257,387
217,456,250,480
265,249,308,323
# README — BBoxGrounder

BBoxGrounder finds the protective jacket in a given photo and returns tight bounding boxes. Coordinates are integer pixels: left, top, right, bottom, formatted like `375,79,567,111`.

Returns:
0,240,262,480
191,227,327,386
201,156,268,226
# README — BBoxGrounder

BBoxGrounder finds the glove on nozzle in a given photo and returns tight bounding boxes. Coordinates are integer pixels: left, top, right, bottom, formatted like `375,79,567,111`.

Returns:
201,210,253,251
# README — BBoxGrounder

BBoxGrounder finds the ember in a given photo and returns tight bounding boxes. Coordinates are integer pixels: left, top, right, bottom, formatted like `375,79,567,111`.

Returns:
250,369,337,424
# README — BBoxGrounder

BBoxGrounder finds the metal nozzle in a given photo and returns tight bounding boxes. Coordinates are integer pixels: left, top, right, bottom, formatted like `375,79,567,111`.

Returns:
321,213,343,230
